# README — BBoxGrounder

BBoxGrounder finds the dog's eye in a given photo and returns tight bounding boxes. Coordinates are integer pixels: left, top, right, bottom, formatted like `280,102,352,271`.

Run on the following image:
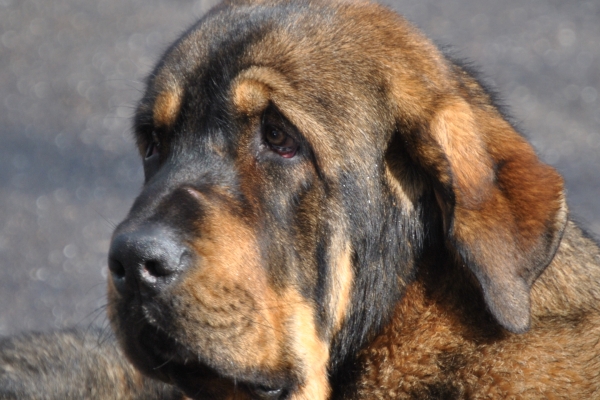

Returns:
143,132,161,180
145,141,159,159
264,125,297,158
145,132,160,160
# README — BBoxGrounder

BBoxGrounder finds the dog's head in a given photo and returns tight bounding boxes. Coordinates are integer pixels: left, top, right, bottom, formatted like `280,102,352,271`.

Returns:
107,1,567,398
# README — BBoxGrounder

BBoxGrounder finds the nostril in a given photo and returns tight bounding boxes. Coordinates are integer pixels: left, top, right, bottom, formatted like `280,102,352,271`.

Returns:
142,260,169,280
109,259,126,279
108,258,127,293
140,250,193,284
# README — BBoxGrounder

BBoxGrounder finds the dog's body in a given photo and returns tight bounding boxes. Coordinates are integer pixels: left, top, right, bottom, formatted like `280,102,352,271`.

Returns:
2,0,600,399
0,329,184,399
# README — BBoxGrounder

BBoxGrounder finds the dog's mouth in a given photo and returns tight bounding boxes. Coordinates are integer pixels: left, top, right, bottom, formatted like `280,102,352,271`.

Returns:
133,325,289,400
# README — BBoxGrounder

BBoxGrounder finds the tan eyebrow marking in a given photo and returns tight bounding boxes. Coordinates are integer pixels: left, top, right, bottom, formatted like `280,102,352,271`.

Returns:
153,88,182,128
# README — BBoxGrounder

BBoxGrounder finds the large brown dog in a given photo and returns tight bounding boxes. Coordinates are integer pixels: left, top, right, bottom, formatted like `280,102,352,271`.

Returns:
2,0,600,399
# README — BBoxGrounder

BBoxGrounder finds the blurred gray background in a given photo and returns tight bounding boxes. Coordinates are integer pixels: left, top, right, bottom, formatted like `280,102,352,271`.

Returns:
0,0,598,336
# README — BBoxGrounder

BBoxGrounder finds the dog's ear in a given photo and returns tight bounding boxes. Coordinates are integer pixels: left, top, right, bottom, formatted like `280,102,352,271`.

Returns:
391,93,567,333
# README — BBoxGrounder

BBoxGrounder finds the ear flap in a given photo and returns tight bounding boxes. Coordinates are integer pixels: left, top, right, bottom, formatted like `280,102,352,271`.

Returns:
400,97,567,333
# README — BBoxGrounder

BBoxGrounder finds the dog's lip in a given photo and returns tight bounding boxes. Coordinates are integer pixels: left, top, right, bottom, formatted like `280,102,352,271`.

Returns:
135,324,289,399
137,324,211,378
136,327,228,396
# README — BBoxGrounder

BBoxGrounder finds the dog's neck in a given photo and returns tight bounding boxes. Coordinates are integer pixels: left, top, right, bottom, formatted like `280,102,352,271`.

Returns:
329,230,497,398
331,220,600,399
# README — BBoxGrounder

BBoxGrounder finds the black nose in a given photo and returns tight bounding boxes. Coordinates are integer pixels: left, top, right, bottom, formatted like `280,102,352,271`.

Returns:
108,226,192,296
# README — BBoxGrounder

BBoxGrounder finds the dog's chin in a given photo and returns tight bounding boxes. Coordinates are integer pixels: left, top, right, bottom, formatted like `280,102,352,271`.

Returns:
124,324,289,400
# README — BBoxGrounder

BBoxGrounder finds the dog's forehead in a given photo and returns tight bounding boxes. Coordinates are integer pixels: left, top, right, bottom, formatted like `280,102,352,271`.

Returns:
142,3,389,120
147,3,317,100
136,0,449,174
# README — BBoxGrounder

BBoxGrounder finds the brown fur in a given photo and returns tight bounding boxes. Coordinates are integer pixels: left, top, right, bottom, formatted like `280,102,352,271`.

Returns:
1,1,599,399
354,222,600,399
154,89,183,129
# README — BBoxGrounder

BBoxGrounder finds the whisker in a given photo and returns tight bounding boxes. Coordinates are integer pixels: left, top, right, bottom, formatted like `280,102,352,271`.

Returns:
153,356,175,370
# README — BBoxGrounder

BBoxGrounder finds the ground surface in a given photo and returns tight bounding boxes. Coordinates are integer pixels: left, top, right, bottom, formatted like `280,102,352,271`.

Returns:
0,0,598,335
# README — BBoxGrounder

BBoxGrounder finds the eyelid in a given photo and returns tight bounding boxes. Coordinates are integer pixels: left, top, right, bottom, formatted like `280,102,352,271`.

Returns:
262,111,300,142
144,131,160,159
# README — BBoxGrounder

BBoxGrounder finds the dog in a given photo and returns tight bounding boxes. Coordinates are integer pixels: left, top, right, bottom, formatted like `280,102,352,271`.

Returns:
2,0,600,399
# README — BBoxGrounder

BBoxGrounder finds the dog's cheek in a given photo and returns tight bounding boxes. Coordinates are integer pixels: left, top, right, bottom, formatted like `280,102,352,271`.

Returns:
161,202,332,397
172,207,287,368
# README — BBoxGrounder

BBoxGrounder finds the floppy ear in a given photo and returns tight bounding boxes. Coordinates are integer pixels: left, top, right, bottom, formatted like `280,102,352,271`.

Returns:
395,94,567,334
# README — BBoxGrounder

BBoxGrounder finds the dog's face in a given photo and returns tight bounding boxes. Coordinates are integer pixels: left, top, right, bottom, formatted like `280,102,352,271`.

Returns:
107,1,567,399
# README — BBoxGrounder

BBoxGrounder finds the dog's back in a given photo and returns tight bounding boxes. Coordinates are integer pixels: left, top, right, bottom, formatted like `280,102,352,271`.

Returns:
0,328,182,400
